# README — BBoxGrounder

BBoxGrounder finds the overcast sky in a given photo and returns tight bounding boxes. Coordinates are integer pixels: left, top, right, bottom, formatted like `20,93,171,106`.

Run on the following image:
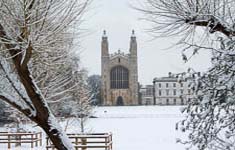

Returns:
79,0,211,85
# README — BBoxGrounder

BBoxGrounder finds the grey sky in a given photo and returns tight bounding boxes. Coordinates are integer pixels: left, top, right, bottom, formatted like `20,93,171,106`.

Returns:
80,0,211,85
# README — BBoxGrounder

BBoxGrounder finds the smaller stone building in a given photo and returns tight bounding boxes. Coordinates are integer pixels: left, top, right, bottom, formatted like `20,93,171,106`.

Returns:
153,73,193,105
139,85,154,105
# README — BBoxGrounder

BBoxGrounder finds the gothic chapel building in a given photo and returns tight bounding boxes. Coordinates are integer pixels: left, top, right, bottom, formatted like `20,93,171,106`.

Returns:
101,30,139,106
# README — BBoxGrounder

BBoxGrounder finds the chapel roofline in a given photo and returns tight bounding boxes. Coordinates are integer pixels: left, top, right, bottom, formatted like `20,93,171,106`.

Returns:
109,49,129,59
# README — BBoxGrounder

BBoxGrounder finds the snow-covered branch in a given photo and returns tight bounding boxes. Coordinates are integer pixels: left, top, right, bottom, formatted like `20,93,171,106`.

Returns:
137,0,235,149
0,0,91,149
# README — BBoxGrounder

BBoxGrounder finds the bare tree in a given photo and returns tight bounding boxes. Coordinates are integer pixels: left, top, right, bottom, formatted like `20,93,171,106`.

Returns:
136,0,235,149
65,57,93,134
87,75,101,105
0,0,90,149
75,76,93,134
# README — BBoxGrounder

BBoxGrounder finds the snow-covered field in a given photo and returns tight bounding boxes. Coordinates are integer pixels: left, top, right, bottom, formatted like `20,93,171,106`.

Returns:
90,106,186,150
0,106,187,150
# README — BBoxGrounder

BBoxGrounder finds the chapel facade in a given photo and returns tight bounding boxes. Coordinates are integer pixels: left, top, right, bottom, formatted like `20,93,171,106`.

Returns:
101,30,138,106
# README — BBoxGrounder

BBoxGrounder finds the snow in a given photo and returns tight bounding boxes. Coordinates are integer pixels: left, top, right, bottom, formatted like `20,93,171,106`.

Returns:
48,115,75,150
89,106,186,150
0,106,186,150
0,56,36,116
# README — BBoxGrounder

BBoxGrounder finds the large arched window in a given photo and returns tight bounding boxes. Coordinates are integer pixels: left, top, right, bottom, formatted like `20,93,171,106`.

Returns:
110,66,129,89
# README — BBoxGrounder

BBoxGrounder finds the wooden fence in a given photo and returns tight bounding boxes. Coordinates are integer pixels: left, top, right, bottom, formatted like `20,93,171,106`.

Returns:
46,133,113,150
0,131,42,149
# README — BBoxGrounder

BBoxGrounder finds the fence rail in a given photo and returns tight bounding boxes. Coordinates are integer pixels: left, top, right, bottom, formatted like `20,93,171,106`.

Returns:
46,133,113,150
0,131,42,149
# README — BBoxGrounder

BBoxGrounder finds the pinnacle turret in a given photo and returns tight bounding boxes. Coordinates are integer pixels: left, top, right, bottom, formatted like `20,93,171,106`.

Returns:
102,30,107,38
130,30,137,56
101,30,109,56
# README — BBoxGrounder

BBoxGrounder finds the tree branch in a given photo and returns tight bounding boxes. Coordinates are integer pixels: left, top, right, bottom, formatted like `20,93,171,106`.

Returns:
0,59,35,111
0,95,32,118
186,16,235,37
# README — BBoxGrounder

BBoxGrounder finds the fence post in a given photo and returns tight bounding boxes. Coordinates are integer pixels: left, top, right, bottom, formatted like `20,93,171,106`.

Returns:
46,137,49,150
31,134,33,148
36,133,38,147
75,137,78,150
19,134,22,146
8,134,10,149
110,133,113,150
40,132,42,146
105,136,108,150
81,137,87,150
108,134,111,150
15,133,20,147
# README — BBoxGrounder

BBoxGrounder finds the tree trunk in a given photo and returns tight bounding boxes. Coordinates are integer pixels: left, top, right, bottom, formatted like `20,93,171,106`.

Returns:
16,66,74,150
0,23,74,150
36,116,73,150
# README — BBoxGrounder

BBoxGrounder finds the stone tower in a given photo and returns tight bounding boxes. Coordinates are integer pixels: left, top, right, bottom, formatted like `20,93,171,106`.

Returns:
101,30,138,106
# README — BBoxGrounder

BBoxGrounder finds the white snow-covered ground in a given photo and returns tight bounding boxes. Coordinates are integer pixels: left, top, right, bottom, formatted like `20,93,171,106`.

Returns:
89,106,186,150
0,106,187,150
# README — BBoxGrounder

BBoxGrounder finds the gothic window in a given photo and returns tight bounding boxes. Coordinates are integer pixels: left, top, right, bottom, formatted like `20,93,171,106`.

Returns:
173,83,176,87
110,66,129,89
166,83,169,88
